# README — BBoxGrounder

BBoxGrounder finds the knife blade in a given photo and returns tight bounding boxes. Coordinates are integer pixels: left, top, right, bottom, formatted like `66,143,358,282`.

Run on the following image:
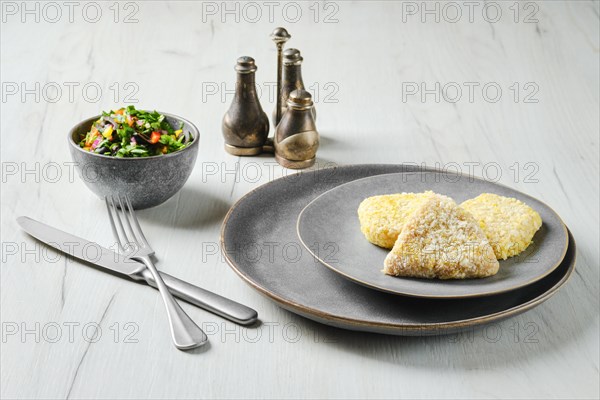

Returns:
16,216,258,325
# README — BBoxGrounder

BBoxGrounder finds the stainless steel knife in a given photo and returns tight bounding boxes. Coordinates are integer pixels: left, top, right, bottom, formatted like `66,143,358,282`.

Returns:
16,216,258,325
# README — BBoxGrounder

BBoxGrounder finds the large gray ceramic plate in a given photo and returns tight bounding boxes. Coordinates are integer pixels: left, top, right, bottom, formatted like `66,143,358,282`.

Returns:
297,172,568,298
221,165,575,335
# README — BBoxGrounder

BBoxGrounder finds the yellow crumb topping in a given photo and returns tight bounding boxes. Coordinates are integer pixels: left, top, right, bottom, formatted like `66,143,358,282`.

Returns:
357,191,434,248
461,193,542,260
383,193,499,279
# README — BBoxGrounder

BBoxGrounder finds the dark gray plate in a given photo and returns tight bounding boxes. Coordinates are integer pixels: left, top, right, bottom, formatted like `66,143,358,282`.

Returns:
297,172,568,298
221,165,575,335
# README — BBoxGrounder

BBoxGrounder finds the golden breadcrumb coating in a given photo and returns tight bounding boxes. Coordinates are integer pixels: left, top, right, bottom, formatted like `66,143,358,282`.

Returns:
383,194,499,279
461,193,542,260
357,191,434,248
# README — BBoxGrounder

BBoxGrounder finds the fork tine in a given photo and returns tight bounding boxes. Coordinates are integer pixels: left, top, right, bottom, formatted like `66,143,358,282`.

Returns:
105,195,125,252
123,195,150,248
111,195,131,250
110,195,130,249
116,194,140,249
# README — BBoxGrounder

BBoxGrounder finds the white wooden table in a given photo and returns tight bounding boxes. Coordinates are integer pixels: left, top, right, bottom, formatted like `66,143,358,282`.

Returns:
1,1,598,398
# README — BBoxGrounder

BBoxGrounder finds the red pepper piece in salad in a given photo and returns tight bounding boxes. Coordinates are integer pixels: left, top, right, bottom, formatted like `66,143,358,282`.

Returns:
150,131,161,144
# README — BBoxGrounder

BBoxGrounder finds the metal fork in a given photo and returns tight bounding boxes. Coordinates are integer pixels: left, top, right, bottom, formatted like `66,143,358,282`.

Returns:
105,194,207,350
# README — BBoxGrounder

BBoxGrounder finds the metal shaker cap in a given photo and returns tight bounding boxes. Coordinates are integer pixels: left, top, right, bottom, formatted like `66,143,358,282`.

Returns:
283,48,303,65
235,56,257,73
270,27,291,44
287,89,313,110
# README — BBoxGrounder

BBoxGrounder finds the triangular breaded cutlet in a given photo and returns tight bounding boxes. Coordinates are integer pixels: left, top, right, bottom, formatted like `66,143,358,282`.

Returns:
383,193,499,279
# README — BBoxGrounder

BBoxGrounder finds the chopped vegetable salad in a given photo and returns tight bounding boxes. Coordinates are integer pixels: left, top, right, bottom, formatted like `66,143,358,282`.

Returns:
79,106,193,157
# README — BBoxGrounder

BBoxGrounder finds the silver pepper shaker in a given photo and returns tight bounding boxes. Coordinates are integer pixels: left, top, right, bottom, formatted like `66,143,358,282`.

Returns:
274,89,319,169
222,56,270,156
270,27,291,127
273,48,316,124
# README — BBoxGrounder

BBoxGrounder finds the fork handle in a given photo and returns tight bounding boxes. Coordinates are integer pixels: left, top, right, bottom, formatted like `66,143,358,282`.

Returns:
140,269,258,326
136,257,208,350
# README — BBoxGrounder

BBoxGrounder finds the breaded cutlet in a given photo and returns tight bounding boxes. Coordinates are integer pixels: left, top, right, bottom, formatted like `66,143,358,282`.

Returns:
383,193,499,279
461,193,542,260
357,191,433,248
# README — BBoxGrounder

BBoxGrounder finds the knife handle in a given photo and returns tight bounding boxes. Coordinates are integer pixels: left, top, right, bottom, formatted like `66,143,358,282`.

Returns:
140,269,258,325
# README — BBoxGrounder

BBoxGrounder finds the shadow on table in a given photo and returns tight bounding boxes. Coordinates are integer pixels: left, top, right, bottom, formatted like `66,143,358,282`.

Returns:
280,283,595,370
137,186,230,230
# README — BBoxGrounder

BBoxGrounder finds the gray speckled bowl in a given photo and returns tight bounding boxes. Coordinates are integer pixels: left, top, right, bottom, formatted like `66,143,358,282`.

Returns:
68,112,199,209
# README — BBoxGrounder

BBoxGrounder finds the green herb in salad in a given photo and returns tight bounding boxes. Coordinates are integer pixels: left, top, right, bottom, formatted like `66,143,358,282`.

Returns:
79,106,192,157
